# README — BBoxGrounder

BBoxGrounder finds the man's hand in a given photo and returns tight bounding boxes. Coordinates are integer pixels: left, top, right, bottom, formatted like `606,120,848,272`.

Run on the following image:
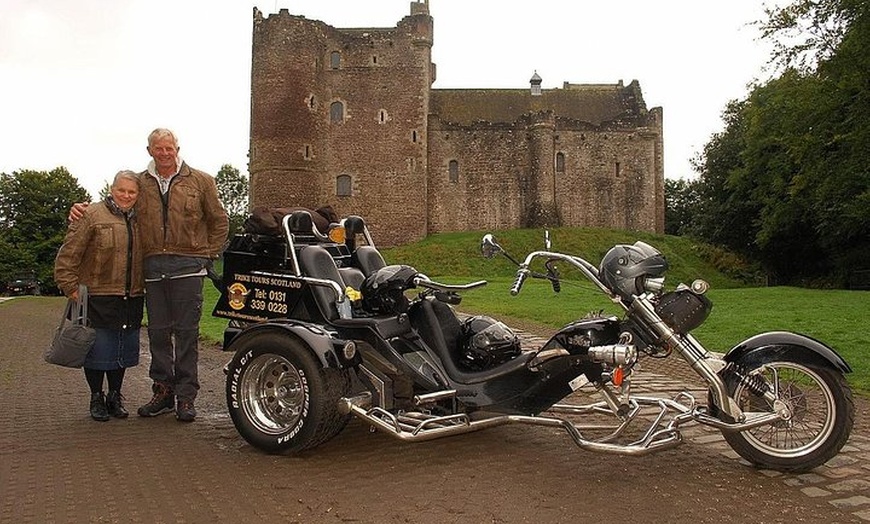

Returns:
68,202,89,222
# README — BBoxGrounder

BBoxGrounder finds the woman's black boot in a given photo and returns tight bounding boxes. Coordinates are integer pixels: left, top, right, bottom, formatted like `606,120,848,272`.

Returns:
90,392,110,422
106,390,129,418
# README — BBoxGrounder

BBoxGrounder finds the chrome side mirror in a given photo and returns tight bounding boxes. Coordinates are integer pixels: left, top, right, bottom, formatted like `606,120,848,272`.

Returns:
481,234,503,259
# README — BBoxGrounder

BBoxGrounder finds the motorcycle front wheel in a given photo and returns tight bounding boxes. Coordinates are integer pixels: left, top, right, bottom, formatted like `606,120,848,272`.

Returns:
721,359,854,472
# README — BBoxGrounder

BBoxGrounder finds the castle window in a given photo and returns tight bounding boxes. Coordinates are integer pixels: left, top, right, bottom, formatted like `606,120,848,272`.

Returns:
448,160,459,183
556,152,565,173
412,130,418,143
336,175,352,197
372,55,378,65
304,144,312,160
615,162,621,178
330,51,341,70
330,101,344,123
379,109,388,124
308,95,316,109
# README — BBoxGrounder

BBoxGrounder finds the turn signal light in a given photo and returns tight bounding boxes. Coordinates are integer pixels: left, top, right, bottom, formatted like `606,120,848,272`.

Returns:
328,226,346,243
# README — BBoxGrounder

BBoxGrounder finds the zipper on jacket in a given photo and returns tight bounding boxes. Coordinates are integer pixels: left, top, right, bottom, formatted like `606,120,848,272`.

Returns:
124,213,133,296
159,171,179,245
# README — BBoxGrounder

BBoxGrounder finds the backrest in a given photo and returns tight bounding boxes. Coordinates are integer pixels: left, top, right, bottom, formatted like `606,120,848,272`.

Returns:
354,245,386,277
298,245,344,321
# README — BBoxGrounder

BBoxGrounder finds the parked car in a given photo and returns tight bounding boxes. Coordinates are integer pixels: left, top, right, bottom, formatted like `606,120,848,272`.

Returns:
6,274,41,296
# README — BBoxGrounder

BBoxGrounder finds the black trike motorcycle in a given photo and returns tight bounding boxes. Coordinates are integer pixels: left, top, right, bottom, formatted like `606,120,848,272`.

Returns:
213,210,853,472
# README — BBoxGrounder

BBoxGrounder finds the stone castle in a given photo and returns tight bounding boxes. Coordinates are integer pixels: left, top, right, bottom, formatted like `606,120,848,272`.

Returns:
249,1,664,246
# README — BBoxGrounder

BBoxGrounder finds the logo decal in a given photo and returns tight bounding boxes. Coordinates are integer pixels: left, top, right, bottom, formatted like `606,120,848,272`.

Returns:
228,282,250,310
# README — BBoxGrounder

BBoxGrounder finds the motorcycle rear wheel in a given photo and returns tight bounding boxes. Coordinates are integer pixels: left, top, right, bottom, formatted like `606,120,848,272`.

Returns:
225,332,352,453
721,359,854,472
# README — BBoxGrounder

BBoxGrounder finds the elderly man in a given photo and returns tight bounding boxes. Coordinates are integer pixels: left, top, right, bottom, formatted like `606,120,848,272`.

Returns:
135,128,228,422
71,128,228,422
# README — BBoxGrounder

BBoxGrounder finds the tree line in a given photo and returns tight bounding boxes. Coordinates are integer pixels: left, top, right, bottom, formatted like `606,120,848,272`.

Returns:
666,0,869,287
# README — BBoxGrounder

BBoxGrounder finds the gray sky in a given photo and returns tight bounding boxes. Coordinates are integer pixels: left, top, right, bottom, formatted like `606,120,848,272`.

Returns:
0,0,776,198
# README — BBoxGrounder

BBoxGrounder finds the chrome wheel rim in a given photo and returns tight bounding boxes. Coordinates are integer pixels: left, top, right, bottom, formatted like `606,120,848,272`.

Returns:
240,354,307,435
734,362,836,458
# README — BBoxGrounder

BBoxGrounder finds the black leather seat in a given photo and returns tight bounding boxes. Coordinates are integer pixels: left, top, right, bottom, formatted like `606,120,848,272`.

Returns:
408,298,532,385
298,245,346,321
354,245,386,277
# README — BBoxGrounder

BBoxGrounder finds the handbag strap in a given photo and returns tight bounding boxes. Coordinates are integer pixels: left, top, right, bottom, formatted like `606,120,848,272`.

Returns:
75,284,90,326
59,299,76,330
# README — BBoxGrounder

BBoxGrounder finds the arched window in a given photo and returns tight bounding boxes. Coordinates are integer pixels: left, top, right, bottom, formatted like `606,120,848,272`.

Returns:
448,160,459,183
330,101,344,123
330,51,341,70
556,152,565,173
336,175,352,197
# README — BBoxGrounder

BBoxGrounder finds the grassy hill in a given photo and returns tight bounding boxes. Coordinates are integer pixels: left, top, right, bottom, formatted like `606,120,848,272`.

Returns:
203,227,868,391
379,228,867,392
381,227,758,289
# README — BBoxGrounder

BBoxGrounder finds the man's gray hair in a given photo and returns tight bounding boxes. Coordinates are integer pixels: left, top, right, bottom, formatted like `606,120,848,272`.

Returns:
147,128,179,148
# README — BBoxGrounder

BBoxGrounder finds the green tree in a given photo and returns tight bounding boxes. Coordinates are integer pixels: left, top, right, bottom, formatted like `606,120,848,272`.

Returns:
664,177,700,236
760,0,863,72
98,181,111,201
692,0,870,285
0,168,91,292
215,164,249,235
692,100,762,257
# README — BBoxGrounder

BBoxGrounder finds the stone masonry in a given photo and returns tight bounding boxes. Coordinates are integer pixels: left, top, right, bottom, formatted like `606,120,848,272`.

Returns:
249,1,664,246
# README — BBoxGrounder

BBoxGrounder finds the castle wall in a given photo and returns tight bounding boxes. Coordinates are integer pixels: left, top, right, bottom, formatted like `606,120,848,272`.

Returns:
426,114,663,235
427,119,529,233
554,127,661,231
249,4,665,247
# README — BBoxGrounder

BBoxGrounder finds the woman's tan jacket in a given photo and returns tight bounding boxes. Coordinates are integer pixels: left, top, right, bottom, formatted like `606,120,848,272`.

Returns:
54,201,144,298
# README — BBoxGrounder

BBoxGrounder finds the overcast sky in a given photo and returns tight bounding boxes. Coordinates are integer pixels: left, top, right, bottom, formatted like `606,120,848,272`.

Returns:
0,0,777,199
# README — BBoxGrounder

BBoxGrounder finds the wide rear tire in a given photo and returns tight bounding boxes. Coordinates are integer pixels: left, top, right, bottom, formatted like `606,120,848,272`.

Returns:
225,331,352,453
721,359,854,472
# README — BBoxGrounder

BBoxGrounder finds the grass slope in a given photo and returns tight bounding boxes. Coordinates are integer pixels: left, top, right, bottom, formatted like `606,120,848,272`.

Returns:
203,228,869,392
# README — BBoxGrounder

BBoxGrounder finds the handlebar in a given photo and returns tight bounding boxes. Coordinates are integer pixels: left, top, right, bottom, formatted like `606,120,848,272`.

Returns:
413,275,487,292
508,250,616,299
510,268,529,296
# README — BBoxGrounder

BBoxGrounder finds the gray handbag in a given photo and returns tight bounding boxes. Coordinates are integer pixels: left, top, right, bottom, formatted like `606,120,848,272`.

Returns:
44,285,96,368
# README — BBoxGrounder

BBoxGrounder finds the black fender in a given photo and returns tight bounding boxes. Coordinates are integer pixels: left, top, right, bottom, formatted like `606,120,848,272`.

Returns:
723,331,851,374
224,319,360,370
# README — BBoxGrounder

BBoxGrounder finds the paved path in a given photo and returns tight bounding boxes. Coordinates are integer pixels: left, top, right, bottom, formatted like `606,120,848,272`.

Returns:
508,328,870,521
1,297,868,523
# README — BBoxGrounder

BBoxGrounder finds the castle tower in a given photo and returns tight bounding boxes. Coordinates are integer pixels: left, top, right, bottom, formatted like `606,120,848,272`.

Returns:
248,3,434,246
525,110,559,227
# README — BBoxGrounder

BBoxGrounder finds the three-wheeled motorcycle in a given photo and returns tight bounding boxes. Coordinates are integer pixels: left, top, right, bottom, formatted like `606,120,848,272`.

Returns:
213,209,853,472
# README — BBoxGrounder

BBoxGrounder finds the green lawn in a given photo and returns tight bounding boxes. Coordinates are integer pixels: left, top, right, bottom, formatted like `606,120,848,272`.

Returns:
450,278,870,392
202,228,869,393
202,277,869,393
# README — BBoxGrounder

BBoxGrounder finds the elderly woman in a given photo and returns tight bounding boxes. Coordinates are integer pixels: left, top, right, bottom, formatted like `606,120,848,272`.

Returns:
54,170,145,421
